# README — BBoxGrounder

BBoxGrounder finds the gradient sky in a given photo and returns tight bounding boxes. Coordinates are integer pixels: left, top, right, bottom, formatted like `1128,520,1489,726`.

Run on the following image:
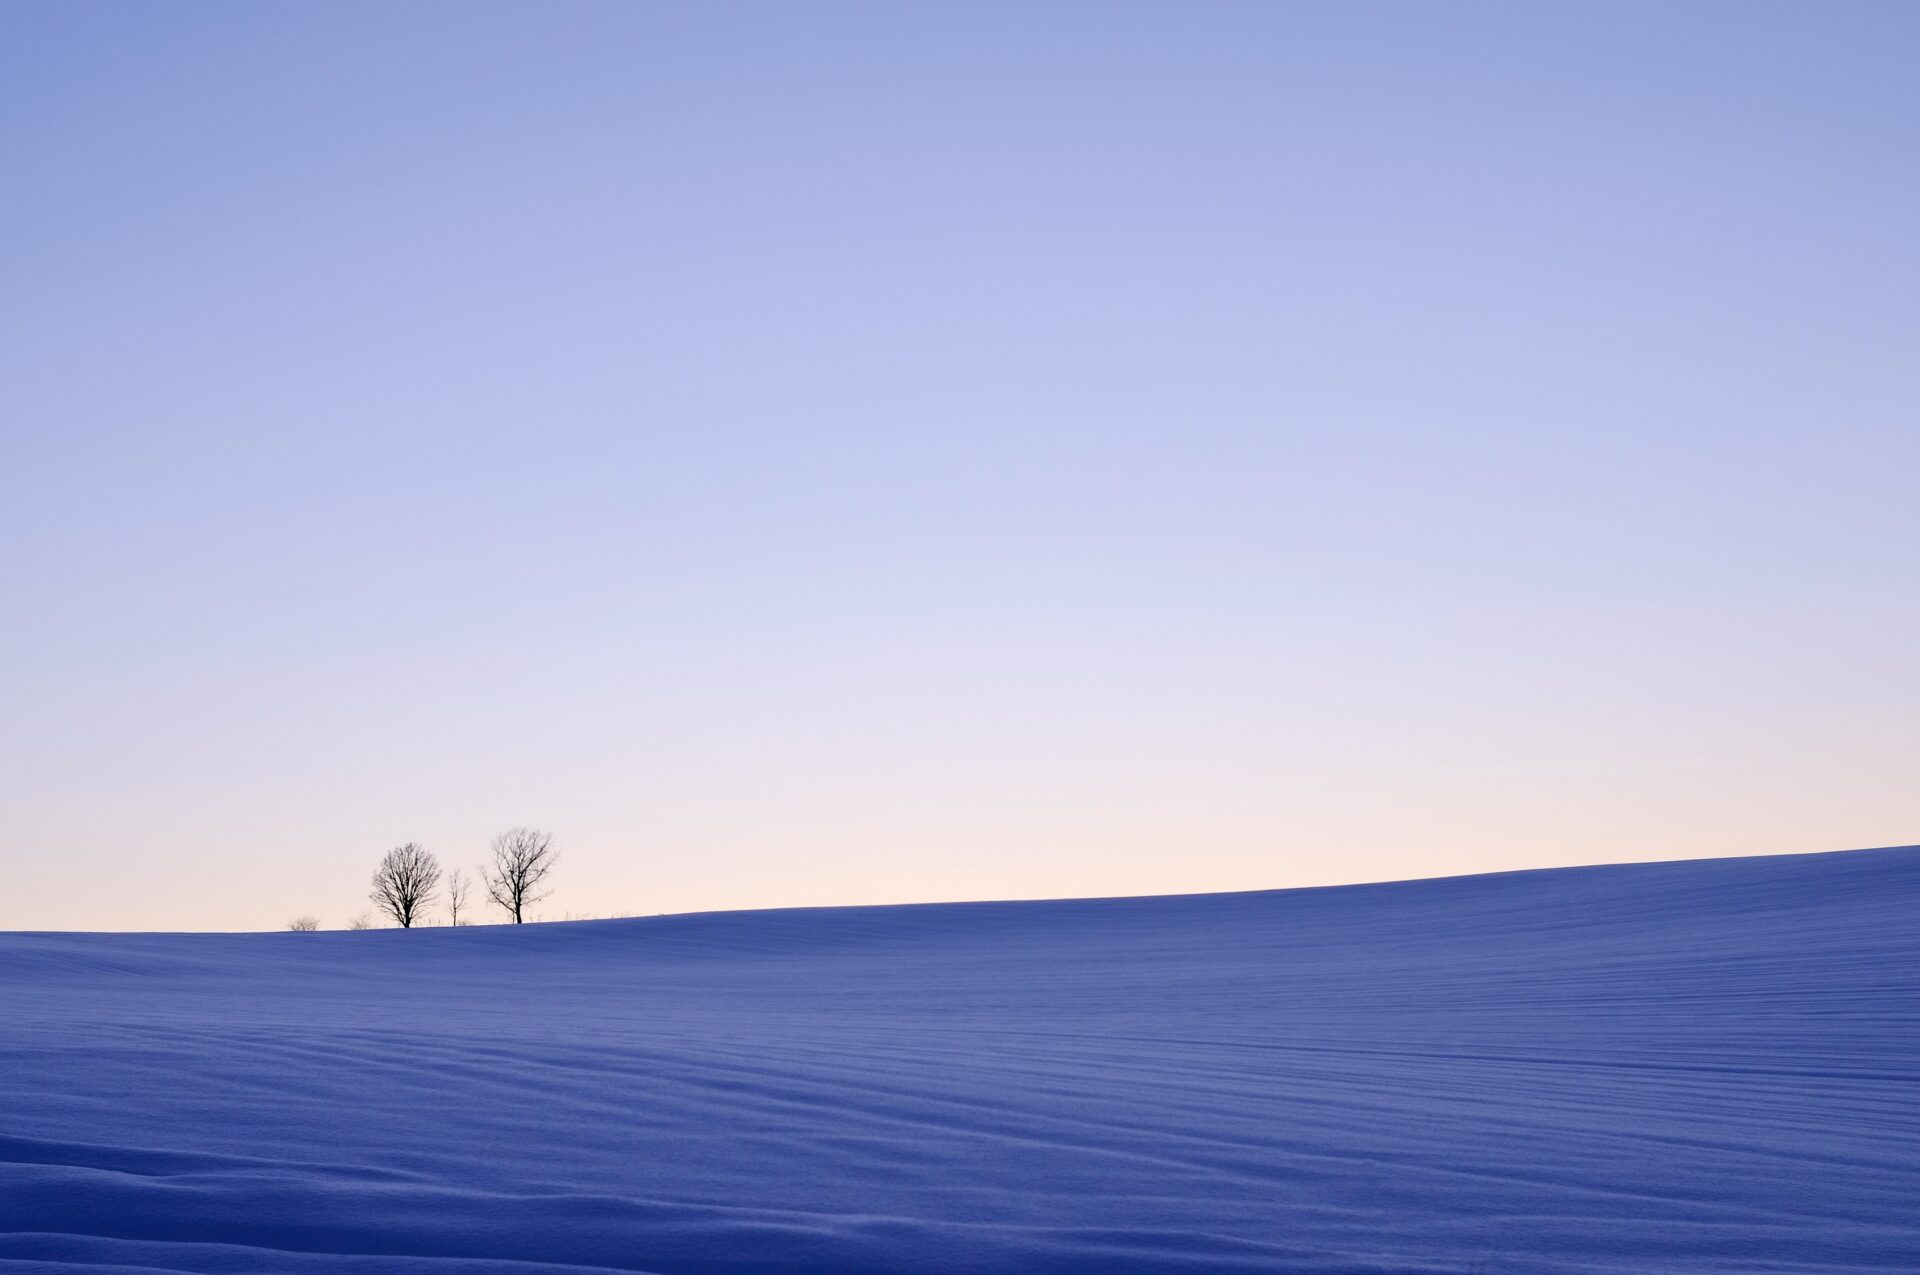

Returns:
2,2,1915,931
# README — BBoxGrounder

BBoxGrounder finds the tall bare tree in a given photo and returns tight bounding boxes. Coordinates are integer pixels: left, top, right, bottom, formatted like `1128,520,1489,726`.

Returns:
370,843,443,929
446,868,472,926
484,827,557,924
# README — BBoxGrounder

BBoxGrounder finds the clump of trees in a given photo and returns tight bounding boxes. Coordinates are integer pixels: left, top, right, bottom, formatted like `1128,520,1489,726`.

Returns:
289,829,562,931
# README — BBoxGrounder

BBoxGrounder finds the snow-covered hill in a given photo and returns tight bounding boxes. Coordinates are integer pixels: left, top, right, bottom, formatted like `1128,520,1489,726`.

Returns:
3,847,1916,1273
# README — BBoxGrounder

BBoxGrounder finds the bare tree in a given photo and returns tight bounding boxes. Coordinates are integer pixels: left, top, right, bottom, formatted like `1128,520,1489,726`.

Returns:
484,827,558,924
287,915,320,932
370,843,443,929
446,868,472,926
348,912,375,931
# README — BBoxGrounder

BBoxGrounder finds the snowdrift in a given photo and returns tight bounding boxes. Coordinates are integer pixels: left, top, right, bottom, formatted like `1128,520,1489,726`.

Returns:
2,847,1916,1273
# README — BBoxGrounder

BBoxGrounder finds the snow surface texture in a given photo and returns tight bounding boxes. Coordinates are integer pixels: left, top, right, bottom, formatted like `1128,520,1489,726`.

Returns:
2,848,1916,1274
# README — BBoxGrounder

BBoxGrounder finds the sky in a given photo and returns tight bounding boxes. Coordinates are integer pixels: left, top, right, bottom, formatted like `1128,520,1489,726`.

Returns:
2,1,1915,932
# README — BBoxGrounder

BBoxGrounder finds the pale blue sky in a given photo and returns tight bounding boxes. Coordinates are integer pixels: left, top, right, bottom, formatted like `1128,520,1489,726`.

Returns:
3,2,1915,930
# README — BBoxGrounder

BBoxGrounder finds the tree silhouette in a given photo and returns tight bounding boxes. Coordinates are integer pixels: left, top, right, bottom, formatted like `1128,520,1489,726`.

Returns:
484,827,558,924
446,867,473,926
370,843,443,929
